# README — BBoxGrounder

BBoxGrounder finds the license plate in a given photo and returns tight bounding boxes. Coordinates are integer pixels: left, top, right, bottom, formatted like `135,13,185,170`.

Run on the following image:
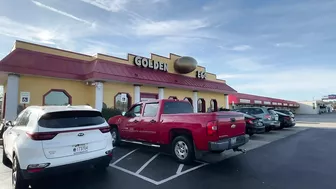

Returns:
73,143,88,155
231,137,237,145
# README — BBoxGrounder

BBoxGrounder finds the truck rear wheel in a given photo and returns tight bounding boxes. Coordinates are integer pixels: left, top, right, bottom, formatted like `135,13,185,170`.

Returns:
172,135,195,164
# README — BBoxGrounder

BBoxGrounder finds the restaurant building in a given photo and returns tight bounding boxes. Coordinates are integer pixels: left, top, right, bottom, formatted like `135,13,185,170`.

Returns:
0,40,237,121
228,93,300,112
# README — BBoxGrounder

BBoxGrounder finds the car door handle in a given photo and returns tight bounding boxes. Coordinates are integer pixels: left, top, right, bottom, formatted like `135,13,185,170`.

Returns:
230,118,236,122
150,120,156,123
133,120,139,123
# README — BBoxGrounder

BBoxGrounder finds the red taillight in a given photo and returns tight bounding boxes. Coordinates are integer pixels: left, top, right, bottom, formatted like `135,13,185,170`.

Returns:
26,132,57,141
99,126,110,133
246,118,254,124
264,114,271,120
207,121,218,136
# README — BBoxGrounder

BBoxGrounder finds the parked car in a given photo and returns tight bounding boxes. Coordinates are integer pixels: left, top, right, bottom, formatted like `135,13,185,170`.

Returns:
274,109,295,118
233,110,265,136
235,107,280,132
2,105,113,189
108,99,249,164
274,110,296,128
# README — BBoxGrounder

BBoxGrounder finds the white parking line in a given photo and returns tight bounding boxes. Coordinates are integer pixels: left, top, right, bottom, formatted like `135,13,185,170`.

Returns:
176,164,184,174
136,153,160,174
110,148,138,166
110,164,159,185
156,162,208,185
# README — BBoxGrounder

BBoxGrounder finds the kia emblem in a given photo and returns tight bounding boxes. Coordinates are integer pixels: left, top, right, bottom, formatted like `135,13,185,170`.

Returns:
78,133,85,137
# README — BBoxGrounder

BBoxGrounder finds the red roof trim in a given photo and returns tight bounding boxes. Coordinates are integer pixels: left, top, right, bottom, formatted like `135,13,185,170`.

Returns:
229,93,299,107
0,48,236,94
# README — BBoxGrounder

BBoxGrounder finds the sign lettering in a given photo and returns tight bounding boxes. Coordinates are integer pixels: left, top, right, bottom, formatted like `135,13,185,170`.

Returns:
134,56,168,72
196,70,206,79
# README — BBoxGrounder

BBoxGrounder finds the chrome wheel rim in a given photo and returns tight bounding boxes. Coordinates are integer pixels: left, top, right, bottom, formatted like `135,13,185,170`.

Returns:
111,131,117,143
12,158,17,187
174,141,188,160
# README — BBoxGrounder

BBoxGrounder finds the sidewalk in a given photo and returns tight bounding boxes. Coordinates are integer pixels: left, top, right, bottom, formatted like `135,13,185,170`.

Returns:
295,113,336,128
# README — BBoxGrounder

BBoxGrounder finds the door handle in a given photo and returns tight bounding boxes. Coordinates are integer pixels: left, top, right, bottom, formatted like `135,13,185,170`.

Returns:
230,118,236,122
150,120,156,123
133,120,139,123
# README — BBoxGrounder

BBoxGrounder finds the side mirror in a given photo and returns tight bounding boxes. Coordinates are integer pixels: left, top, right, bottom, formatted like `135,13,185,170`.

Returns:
5,121,13,127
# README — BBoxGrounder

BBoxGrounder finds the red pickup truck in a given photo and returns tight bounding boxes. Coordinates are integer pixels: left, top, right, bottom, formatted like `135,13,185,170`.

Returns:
108,99,248,163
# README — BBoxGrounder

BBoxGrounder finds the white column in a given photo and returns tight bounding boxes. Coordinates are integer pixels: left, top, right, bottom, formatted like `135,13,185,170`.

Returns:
134,85,141,103
193,91,198,113
225,94,229,109
158,87,164,99
5,74,19,121
95,82,104,111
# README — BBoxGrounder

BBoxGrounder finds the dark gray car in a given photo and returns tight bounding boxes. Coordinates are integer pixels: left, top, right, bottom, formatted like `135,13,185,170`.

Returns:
235,107,281,132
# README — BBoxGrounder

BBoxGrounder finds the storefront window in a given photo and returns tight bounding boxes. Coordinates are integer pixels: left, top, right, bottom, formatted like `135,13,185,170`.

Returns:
43,89,71,106
184,97,193,105
197,98,205,113
210,99,218,112
115,93,132,112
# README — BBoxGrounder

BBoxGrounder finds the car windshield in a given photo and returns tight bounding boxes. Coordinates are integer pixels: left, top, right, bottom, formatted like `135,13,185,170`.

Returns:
38,110,105,128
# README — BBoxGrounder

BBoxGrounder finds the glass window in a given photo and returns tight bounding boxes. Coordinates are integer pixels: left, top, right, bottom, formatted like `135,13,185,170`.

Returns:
197,99,205,113
163,101,193,114
38,110,105,128
15,110,31,126
143,103,159,117
128,104,142,117
183,97,193,104
115,93,131,112
44,90,71,106
210,99,218,112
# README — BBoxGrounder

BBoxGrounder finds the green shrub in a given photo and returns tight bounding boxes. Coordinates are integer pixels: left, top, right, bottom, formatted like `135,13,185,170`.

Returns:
101,107,122,121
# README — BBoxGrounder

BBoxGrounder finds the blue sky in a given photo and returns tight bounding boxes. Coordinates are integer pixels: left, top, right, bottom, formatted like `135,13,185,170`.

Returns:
0,0,335,101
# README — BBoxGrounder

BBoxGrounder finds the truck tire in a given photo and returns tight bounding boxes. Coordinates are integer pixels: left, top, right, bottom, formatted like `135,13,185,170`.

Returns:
172,135,195,164
110,127,120,146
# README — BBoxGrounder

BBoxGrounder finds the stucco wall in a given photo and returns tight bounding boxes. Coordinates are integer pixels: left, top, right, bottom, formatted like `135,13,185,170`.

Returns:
18,75,94,106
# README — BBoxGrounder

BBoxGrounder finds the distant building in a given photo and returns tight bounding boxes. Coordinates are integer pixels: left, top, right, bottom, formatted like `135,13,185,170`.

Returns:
296,100,329,114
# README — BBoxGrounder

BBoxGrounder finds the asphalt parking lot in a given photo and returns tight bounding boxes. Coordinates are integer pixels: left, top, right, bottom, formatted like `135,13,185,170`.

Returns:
1,126,336,189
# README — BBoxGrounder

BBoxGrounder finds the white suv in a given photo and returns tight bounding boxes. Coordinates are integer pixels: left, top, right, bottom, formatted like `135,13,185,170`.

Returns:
2,105,114,189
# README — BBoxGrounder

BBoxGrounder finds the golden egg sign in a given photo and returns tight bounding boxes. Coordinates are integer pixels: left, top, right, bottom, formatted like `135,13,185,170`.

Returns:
174,56,198,74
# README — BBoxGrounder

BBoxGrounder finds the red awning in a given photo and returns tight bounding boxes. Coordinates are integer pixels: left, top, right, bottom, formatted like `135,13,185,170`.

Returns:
0,48,237,94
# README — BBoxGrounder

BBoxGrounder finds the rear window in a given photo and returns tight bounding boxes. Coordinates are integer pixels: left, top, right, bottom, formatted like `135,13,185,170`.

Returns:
268,109,277,115
38,110,106,128
163,101,194,114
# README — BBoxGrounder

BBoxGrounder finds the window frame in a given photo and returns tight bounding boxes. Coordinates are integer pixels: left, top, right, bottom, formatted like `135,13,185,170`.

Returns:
210,99,218,112
127,104,143,117
42,89,72,106
143,102,159,117
197,98,206,113
183,97,193,105
114,92,132,111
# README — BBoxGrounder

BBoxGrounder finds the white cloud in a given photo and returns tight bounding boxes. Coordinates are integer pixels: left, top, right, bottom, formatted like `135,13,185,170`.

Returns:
130,19,209,36
0,16,63,45
32,0,94,26
231,45,252,51
80,0,128,12
225,57,271,71
275,42,303,48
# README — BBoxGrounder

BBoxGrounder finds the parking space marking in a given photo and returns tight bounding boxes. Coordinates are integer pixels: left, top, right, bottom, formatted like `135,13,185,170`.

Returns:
176,164,184,174
156,162,208,185
111,148,138,166
135,153,160,174
110,164,159,185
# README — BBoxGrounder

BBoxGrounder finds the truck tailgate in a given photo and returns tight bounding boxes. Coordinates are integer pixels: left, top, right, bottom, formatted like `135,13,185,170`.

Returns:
216,112,246,139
